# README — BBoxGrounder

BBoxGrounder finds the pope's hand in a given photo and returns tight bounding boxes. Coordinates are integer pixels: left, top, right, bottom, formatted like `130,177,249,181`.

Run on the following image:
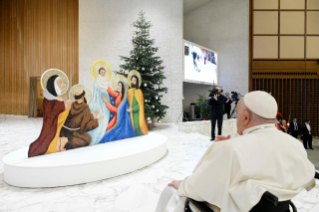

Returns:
102,96,108,103
127,108,133,112
213,95,217,100
98,116,104,121
168,180,182,190
93,110,99,118
215,135,231,141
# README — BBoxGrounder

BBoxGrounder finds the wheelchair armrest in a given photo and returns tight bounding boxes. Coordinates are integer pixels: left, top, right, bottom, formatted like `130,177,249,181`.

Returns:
185,198,216,212
262,191,279,206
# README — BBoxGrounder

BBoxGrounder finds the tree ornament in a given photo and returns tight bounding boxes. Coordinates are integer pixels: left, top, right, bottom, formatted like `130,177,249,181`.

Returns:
155,96,158,99
152,105,155,109
140,51,142,54
156,109,159,112
150,68,153,71
160,69,162,72
136,57,138,60
137,67,140,70
127,62,130,65
144,83,147,87
147,117,151,121
145,99,147,102
159,86,162,89
142,67,145,71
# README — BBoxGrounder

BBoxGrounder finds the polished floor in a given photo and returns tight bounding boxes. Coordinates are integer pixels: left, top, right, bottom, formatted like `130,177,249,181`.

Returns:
0,115,319,212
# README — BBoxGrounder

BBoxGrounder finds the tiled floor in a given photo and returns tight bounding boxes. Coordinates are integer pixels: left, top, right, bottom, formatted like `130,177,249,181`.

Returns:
0,115,318,212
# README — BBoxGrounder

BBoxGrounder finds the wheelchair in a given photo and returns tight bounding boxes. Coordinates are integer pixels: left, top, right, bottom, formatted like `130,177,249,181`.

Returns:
184,171,319,212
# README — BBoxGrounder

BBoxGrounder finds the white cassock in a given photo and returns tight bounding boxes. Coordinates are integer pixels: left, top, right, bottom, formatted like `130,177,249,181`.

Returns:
156,123,315,212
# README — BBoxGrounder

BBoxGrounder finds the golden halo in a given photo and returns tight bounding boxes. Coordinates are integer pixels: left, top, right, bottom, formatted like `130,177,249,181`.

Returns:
69,84,92,104
112,75,129,91
127,70,142,88
41,69,69,95
91,60,112,81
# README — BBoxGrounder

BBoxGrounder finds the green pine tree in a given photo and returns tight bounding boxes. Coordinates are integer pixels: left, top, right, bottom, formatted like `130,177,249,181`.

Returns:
117,11,168,123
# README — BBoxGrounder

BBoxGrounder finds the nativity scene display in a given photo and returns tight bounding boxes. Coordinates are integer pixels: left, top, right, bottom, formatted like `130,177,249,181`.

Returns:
28,61,148,158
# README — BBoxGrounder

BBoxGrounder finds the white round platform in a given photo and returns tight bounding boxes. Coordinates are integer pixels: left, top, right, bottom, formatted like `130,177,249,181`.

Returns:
3,132,167,188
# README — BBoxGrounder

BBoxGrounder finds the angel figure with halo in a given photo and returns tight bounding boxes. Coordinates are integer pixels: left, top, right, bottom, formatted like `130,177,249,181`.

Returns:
88,60,112,145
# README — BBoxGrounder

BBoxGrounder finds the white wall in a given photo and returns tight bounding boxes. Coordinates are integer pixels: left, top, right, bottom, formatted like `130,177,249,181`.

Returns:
79,0,183,122
184,0,249,96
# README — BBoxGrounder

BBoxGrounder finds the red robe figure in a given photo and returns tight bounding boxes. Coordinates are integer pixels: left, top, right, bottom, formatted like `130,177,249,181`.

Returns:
103,84,124,131
28,75,71,157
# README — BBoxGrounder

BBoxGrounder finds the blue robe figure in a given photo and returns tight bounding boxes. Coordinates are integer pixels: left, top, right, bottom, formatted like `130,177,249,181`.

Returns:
100,79,136,143
88,75,110,145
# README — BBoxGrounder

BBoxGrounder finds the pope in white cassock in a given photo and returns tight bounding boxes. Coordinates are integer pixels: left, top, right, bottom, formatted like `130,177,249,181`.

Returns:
156,91,315,212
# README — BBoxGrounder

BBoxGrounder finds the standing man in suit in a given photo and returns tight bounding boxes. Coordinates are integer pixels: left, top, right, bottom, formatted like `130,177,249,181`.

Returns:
208,87,227,141
224,93,232,119
301,120,313,150
289,117,300,138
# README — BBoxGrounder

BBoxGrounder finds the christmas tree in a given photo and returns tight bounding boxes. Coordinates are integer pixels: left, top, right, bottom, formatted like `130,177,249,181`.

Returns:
117,11,168,123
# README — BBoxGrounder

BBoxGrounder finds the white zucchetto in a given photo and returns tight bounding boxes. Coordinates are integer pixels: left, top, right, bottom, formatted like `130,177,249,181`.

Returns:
243,91,277,119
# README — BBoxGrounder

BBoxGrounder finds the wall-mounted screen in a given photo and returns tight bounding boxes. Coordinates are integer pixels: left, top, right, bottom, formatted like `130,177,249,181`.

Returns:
184,40,218,85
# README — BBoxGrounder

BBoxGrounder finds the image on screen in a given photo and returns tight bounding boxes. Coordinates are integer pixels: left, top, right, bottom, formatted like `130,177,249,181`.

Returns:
184,42,217,85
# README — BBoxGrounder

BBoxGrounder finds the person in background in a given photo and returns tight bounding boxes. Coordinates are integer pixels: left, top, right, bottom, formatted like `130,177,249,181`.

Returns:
282,119,289,133
224,92,232,119
208,87,227,141
275,112,285,132
301,120,313,150
289,117,300,139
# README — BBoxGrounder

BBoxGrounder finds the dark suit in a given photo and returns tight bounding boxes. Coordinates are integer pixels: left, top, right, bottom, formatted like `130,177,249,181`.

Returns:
301,123,312,149
224,97,232,119
288,121,300,138
209,94,227,140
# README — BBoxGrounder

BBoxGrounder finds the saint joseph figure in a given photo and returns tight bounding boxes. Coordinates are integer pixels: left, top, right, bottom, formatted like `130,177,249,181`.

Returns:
127,75,148,136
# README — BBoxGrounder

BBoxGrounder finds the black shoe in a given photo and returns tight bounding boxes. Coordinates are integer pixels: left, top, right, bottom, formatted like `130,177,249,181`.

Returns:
305,148,309,149
311,148,314,150
210,138,214,141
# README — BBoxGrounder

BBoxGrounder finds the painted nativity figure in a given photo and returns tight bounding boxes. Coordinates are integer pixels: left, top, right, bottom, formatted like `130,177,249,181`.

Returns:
28,70,71,158
59,87,104,151
127,72,148,136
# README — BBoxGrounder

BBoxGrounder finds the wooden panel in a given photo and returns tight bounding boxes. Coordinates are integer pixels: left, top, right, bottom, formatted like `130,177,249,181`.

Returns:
0,0,5,114
280,36,305,59
306,36,319,58
307,12,319,34
281,0,305,9
254,0,278,9
253,36,278,59
308,0,319,9
0,0,79,115
252,61,306,70
280,12,305,34
254,11,278,34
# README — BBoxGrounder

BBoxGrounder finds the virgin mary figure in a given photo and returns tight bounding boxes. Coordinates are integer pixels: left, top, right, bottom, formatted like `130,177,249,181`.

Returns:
99,75,136,143
88,60,112,145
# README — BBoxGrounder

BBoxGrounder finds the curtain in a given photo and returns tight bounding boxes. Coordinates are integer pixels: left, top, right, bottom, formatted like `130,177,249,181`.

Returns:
28,77,38,117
